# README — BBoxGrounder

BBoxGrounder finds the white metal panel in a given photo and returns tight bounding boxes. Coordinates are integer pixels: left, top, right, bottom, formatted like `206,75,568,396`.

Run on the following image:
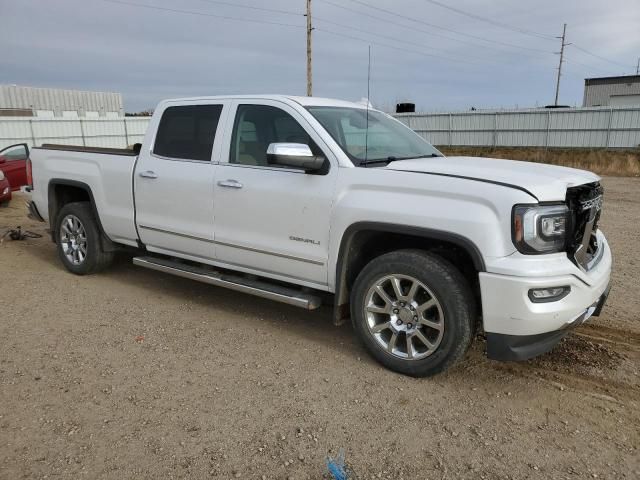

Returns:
610,94,640,107
395,106,640,148
0,85,124,117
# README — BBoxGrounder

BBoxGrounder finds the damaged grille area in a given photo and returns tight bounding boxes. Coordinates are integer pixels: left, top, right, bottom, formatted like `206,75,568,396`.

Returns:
565,182,604,271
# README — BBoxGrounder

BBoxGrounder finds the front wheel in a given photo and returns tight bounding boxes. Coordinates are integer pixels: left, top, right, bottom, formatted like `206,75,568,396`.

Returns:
56,202,114,275
351,250,475,377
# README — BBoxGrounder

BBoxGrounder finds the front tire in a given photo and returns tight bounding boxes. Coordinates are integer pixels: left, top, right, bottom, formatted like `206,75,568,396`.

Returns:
56,202,114,275
351,249,475,377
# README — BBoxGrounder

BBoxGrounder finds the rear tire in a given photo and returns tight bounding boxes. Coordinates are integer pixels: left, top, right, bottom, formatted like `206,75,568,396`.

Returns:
351,249,475,377
55,202,114,275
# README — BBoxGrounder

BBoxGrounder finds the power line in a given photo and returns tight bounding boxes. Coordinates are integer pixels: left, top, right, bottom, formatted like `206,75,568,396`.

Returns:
320,0,490,51
320,0,535,59
419,0,555,40
563,57,617,76
102,0,489,67
100,0,304,29
315,27,474,65
419,0,635,72
313,15,488,64
571,44,637,71
340,0,553,54
192,0,301,17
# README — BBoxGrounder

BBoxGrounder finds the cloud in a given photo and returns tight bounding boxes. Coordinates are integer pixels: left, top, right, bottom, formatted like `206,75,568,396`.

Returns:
1,0,638,111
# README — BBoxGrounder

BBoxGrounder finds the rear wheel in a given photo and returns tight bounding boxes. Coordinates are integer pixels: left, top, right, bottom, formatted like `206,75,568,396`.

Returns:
351,249,475,377
56,202,114,275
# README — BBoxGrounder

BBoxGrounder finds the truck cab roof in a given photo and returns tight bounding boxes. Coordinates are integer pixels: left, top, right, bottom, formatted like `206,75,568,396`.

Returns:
159,95,369,110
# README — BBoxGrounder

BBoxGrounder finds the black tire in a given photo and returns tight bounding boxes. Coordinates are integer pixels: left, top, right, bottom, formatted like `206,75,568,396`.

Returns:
55,202,114,275
0,201,9,208
351,249,475,377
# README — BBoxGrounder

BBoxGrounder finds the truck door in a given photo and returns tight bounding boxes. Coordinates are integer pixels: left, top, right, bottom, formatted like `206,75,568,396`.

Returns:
212,101,337,287
134,101,228,261
0,143,29,190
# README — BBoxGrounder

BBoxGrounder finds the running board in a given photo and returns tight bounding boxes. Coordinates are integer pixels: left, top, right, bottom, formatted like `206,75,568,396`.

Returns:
132,256,322,310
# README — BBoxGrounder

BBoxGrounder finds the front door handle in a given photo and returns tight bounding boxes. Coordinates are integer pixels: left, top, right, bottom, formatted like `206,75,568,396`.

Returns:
139,170,158,179
217,179,243,189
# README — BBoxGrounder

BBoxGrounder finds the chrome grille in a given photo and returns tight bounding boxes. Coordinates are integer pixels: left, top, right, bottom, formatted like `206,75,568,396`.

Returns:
566,182,604,271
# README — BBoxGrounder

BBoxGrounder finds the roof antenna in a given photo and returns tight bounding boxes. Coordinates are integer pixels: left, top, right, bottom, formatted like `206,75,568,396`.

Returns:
364,45,371,164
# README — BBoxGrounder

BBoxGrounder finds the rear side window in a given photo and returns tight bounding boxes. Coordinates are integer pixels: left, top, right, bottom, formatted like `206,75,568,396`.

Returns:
153,105,223,161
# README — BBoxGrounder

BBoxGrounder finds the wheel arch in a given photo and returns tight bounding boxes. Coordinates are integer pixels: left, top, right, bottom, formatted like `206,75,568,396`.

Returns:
47,179,114,250
333,222,485,324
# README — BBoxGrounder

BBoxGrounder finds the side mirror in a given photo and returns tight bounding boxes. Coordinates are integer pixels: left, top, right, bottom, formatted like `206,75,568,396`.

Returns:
266,143,324,172
0,156,6,164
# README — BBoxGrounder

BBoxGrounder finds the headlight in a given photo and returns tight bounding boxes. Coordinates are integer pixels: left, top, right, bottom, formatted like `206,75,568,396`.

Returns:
512,204,568,254
0,170,4,181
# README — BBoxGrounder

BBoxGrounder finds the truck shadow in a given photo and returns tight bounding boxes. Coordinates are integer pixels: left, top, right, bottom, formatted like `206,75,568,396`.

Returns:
106,253,362,354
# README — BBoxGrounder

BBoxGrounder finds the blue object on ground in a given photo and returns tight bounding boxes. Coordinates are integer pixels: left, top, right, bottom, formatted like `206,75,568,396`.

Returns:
326,449,349,480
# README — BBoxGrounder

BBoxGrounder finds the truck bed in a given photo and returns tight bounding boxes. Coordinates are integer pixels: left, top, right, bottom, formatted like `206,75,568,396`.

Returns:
40,143,141,156
30,143,140,247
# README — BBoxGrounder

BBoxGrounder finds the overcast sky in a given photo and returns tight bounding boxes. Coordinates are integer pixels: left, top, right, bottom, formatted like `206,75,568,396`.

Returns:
2,0,639,112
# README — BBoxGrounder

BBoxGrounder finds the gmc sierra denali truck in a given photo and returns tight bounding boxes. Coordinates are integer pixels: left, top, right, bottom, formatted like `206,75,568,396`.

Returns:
27,95,611,377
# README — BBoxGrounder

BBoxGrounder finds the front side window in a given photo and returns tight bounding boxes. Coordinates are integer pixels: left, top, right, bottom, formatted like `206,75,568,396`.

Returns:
153,104,223,161
307,106,442,165
0,144,28,161
230,104,320,166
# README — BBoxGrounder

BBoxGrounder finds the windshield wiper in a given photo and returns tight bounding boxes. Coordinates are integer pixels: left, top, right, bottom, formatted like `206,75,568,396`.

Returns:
360,153,442,167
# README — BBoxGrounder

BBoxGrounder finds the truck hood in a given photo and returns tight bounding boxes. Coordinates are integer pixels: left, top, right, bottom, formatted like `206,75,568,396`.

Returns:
386,156,600,201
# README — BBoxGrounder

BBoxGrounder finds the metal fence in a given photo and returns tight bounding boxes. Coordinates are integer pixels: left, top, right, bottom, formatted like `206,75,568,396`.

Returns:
395,106,640,148
2,106,640,150
0,117,150,150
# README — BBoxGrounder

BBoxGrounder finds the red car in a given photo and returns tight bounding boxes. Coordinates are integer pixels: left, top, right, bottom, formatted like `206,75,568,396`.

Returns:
0,170,11,206
0,143,29,192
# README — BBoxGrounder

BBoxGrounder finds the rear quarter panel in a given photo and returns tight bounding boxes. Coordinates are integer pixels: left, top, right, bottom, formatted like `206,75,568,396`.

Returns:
31,148,138,245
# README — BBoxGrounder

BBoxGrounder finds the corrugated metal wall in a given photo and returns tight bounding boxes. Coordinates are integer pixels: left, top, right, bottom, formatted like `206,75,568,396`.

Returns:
1,106,639,150
583,78,640,107
0,118,149,150
396,107,640,148
0,85,124,117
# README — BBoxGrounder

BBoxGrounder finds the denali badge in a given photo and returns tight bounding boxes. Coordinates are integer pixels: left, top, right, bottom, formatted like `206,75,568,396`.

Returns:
289,235,320,245
580,195,603,212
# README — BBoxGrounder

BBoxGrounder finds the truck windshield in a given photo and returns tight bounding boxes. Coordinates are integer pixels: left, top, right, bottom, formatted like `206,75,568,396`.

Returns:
306,106,442,166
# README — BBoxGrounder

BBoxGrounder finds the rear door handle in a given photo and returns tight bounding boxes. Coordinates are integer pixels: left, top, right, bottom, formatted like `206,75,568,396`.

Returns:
139,170,158,179
217,179,243,189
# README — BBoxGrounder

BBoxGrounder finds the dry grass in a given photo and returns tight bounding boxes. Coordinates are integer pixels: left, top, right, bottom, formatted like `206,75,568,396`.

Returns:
438,146,640,177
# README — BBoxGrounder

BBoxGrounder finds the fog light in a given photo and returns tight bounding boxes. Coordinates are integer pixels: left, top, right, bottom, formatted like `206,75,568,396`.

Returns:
1,187,8,195
528,286,570,303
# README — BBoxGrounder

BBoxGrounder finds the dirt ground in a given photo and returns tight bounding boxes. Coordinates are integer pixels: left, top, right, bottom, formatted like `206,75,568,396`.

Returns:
0,178,638,480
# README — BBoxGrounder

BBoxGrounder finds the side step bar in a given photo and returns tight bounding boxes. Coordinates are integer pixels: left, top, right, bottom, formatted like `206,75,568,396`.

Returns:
133,256,322,310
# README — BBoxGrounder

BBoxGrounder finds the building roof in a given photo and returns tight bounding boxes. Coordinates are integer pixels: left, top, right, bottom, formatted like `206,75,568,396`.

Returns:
584,75,640,86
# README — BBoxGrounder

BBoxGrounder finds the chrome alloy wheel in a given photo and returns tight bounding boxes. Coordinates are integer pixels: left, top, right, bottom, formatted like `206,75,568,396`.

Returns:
364,274,445,360
60,214,88,265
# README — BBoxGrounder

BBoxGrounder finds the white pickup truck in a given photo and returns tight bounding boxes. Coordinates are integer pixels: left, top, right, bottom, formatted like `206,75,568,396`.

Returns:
27,95,611,376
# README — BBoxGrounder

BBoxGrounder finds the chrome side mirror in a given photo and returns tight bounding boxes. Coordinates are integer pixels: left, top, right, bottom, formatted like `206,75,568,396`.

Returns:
266,143,325,172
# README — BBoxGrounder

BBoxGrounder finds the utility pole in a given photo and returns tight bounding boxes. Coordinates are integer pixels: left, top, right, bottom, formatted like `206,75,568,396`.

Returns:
554,23,569,106
306,0,313,96
636,57,639,75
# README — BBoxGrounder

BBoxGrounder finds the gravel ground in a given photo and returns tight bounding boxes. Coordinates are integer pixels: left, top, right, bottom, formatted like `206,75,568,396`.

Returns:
0,177,638,479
